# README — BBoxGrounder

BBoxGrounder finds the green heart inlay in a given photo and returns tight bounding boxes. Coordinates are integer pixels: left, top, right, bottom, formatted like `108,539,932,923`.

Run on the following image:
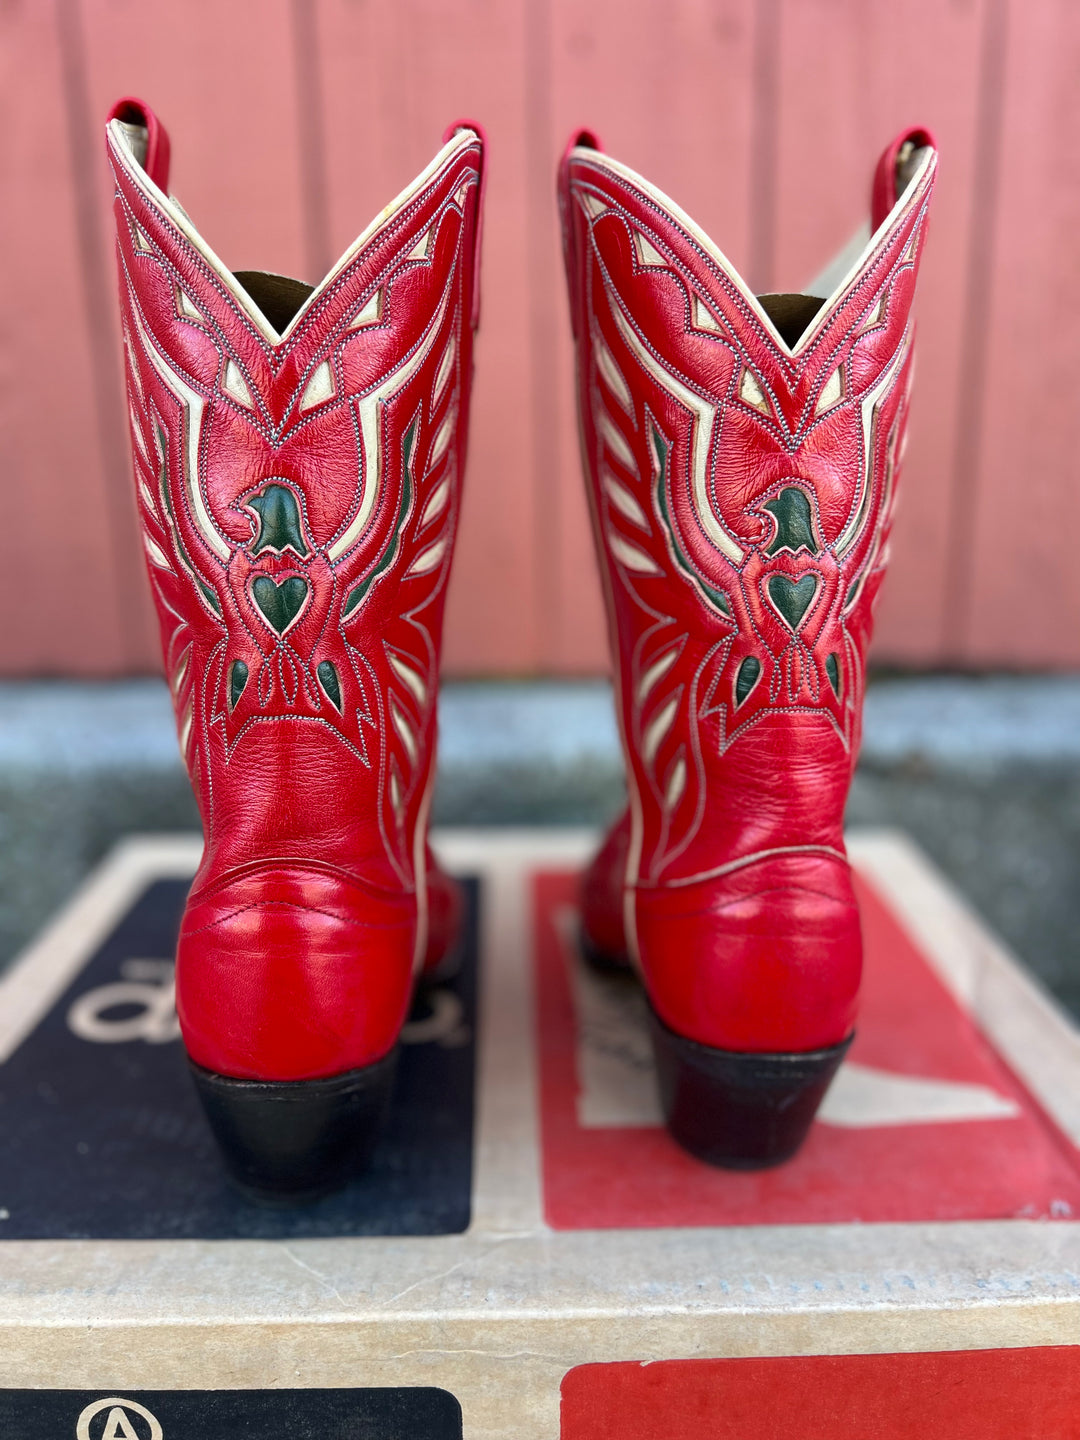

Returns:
767,573,818,630
252,574,309,634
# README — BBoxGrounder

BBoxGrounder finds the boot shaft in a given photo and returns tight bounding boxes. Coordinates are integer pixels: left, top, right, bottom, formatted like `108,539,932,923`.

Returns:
560,132,936,883
108,105,484,893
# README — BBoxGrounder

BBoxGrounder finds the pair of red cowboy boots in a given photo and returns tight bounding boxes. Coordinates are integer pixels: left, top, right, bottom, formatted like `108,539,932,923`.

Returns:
107,99,936,1196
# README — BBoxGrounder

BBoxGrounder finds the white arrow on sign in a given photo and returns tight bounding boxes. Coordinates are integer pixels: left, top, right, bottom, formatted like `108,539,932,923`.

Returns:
556,907,1021,1132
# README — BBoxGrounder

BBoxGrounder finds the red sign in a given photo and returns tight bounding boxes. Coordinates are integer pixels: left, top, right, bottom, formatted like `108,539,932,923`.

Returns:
560,1348,1080,1439
535,869,1080,1229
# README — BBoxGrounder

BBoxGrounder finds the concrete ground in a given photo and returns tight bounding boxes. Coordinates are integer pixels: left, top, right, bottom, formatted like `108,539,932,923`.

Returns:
3,676,1080,1019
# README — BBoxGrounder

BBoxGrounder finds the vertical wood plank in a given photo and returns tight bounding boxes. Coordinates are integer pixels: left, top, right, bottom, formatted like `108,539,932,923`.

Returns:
4,0,1079,675
771,0,991,667
317,0,541,676
17,0,316,675
81,0,308,282
546,0,760,673
0,1,135,673
961,0,1080,665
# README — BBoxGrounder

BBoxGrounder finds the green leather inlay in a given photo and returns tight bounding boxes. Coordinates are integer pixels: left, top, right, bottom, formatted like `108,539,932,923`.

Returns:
252,574,308,633
650,426,731,617
343,420,417,620
248,483,311,557
735,655,761,706
228,659,248,710
317,659,342,711
826,652,842,697
764,487,819,556
768,573,817,630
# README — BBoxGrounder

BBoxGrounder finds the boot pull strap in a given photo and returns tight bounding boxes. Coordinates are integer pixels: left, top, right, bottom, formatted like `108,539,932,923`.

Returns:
443,119,487,330
558,129,603,340
107,97,172,192
871,126,934,232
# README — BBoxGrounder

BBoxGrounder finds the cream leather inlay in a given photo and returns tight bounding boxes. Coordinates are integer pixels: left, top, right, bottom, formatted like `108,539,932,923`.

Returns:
608,529,661,575
177,699,193,757
608,296,744,565
389,653,428,705
224,360,255,410
815,365,844,415
406,229,434,262
836,329,911,558
642,694,678,765
390,698,418,764
429,407,456,469
632,231,667,268
328,283,453,564
691,294,722,332
175,286,204,324
420,476,451,528
635,647,678,705
349,289,384,329
129,301,231,563
594,336,633,412
299,361,335,412
603,469,648,530
598,408,637,473
143,533,172,570
739,368,771,414
433,339,456,407
664,755,687,809
408,534,450,577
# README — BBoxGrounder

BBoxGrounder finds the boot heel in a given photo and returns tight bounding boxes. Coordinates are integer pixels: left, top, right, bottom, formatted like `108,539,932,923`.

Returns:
190,1050,397,1202
649,1011,851,1169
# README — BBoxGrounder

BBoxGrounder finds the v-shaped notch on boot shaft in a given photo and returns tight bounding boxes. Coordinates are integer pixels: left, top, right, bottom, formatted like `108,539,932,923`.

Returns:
107,98,485,347
560,126,935,362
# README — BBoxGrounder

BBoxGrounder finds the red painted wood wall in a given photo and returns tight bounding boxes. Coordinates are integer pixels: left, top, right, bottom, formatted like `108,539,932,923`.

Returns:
3,0,1078,676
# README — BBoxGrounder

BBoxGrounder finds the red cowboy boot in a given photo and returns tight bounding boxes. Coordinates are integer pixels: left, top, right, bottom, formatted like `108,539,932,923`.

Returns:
107,99,484,1197
561,128,936,1167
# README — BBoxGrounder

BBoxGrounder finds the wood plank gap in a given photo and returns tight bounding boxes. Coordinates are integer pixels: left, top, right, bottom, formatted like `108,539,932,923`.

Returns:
943,0,1009,662
525,0,560,671
291,0,332,283
748,0,781,294
55,0,150,669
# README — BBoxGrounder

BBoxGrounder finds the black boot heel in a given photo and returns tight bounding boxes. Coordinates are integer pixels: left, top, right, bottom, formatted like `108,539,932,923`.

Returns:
649,1011,851,1169
190,1049,398,1202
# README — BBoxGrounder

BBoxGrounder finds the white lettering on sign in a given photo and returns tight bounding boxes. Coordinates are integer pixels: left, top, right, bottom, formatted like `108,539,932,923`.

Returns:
76,1397,163,1440
65,958,467,1049
67,960,180,1045
401,988,471,1048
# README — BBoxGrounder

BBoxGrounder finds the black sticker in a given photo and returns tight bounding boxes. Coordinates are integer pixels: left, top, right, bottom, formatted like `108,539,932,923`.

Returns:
0,1388,463,1439
0,877,478,1239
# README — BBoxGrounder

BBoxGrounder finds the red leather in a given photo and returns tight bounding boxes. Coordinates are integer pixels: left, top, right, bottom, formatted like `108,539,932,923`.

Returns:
872,126,935,232
561,131,936,1053
107,98,171,191
108,102,483,1080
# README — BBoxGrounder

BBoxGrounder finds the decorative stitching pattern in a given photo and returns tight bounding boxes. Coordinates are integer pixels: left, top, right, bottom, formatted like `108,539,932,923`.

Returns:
111,131,480,886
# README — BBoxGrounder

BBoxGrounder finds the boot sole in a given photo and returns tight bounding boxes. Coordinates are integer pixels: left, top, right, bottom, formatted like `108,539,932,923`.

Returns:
649,1010,852,1169
578,928,634,975
190,1049,397,1203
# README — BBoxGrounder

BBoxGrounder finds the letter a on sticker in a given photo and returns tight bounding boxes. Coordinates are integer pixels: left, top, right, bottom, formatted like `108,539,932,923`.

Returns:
102,1408,141,1440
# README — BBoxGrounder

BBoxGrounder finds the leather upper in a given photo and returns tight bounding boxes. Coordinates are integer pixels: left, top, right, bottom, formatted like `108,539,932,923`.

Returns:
562,131,936,1051
108,102,483,1078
